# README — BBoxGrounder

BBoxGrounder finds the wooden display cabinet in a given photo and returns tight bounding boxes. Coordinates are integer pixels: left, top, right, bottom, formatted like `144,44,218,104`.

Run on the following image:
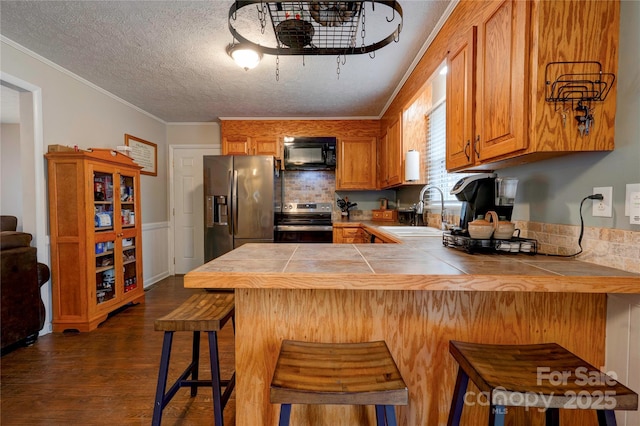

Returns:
46,149,144,332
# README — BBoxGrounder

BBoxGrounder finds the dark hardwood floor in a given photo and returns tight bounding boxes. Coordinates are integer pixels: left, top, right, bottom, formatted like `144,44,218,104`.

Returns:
0,276,236,425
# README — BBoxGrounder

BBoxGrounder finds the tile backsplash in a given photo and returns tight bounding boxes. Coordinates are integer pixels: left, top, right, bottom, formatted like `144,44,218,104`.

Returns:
418,213,639,274
514,221,640,274
282,171,335,204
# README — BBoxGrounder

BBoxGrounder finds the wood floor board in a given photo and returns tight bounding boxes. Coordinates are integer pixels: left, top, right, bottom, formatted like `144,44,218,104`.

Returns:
0,275,236,425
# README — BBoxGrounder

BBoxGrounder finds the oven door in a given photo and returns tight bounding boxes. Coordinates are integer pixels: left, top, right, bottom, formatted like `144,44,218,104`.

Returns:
275,225,333,243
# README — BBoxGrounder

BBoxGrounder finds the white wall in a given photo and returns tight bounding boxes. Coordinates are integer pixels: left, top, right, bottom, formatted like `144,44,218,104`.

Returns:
1,123,23,225
1,40,168,224
1,39,171,333
166,122,220,146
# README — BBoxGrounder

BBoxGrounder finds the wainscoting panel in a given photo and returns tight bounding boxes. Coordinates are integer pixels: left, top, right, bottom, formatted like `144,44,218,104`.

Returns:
142,221,170,288
606,294,640,426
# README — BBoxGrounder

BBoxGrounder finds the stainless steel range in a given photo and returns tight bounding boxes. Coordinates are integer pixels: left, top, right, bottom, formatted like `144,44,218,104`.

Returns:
275,202,333,243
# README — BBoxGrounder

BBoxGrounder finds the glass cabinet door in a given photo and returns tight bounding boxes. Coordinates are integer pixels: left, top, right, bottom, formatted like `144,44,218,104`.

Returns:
119,173,136,228
93,172,115,231
122,237,138,293
95,240,116,304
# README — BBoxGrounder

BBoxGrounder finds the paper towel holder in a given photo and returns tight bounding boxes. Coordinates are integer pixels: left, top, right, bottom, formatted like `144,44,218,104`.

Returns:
405,150,420,181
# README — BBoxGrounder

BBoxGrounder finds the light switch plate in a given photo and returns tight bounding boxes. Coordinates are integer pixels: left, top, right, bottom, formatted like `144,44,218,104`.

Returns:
593,187,613,217
625,183,640,216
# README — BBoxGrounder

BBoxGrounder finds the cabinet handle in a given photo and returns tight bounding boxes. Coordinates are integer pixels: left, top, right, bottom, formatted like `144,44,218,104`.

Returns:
474,135,480,159
464,140,471,160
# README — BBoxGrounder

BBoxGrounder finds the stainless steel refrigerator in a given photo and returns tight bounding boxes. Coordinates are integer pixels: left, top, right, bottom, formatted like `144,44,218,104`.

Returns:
204,155,275,262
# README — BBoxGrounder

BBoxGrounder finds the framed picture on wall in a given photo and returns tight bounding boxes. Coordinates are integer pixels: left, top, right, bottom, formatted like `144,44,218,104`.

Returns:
124,134,157,176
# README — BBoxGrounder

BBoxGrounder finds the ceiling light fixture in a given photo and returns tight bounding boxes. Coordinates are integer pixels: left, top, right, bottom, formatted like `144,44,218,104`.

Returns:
227,1,403,79
227,43,263,70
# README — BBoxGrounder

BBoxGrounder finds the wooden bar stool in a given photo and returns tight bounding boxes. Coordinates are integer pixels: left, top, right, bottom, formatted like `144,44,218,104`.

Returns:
270,340,408,426
152,293,235,426
447,340,638,426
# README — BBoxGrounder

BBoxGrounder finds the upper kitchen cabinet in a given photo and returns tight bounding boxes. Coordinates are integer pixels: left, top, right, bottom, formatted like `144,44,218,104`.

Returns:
222,135,282,157
336,137,377,190
378,114,402,188
445,0,619,172
446,27,476,171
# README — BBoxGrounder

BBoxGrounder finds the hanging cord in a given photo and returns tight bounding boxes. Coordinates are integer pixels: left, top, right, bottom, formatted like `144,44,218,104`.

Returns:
541,193,604,258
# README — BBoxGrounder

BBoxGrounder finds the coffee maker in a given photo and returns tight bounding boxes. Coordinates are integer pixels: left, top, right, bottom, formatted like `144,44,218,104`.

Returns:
450,173,518,235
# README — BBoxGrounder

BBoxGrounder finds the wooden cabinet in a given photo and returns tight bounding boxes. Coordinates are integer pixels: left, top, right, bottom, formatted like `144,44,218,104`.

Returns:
222,135,282,157
378,115,402,188
333,226,369,244
446,0,527,170
446,27,476,171
475,0,528,162
372,209,398,222
46,149,144,332
333,224,399,244
446,0,618,171
336,137,377,190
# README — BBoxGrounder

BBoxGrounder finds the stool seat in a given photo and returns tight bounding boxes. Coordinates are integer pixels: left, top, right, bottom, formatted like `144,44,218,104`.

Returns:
152,293,235,426
154,292,234,332
448,340,638,426
271,340,408,425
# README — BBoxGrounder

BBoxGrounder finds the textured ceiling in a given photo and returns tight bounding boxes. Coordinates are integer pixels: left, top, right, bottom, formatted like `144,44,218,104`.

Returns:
0,1,452,123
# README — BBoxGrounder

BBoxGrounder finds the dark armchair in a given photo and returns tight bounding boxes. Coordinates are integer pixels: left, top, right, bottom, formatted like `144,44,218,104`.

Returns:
1,215,50,353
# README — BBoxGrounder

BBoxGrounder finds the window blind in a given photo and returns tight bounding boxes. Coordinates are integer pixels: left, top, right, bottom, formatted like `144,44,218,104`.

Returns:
424,100,471,204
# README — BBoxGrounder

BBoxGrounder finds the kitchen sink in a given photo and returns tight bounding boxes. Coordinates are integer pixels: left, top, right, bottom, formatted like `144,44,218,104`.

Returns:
377,226,444,237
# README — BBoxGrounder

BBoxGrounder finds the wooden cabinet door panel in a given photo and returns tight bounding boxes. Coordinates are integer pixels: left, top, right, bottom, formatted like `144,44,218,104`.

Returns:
386,117,402,186
337,137,377,190
446,26,476,171
476,0,528,161
222,135,250,155
253,137,281,157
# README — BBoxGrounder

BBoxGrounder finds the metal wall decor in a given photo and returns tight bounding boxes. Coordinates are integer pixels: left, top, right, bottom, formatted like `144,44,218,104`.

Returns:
227,1,403,78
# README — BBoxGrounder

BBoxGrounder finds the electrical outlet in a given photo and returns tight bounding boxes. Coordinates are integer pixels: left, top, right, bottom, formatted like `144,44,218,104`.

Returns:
593,187,613,217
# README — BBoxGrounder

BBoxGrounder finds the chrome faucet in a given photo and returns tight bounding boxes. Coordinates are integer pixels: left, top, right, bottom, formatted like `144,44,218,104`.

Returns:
417,185,447,229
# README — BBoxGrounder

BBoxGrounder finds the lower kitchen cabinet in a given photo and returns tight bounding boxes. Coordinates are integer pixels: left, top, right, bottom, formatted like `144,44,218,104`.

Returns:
333,226,369,244
333,224,398,244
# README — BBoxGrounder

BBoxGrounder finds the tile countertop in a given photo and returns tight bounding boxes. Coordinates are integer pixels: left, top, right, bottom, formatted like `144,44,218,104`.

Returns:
185,222,640,294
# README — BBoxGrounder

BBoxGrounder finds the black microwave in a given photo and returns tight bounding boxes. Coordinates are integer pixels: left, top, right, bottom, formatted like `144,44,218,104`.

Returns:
283,137,337,171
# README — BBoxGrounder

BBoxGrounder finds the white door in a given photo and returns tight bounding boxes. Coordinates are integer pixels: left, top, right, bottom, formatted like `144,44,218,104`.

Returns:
173,147,219,274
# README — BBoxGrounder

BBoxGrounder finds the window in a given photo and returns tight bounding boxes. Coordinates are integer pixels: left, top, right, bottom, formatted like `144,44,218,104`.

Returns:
424,98,471,205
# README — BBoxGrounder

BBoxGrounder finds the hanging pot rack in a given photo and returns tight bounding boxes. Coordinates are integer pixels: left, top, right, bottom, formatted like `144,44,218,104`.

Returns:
227,1,403,57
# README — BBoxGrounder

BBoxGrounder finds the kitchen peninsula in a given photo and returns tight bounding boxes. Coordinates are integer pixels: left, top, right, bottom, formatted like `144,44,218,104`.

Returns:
184,235,640,426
